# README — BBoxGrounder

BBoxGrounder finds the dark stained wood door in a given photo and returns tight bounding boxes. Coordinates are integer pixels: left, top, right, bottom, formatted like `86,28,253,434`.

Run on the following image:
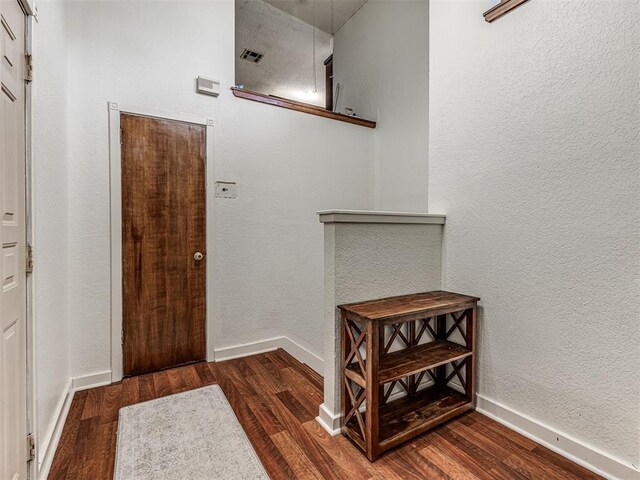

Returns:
121,114,206,376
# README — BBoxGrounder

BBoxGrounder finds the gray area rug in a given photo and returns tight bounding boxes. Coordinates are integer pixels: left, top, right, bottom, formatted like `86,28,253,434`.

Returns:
114,385,269,480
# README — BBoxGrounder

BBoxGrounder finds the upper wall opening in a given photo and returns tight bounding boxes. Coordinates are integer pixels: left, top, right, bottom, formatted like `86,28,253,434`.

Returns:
233,0,377,127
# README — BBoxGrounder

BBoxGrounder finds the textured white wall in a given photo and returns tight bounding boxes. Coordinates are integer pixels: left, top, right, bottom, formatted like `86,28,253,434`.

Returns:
333,0,429,211
321,222,443,423
430,0,640,471
32,0,71,468
64,0,373,377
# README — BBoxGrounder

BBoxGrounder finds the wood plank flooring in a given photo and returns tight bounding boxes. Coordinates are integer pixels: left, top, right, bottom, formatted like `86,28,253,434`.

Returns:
48,349,602,479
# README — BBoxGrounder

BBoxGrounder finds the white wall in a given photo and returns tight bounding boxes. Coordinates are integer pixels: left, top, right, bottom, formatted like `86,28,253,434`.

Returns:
31,0,71,472
320,220,443,432
430,0,640,475
63,0,373,379
333,0,429,211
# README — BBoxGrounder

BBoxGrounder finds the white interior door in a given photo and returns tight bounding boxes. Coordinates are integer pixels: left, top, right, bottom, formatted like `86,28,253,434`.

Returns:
0,0,28,479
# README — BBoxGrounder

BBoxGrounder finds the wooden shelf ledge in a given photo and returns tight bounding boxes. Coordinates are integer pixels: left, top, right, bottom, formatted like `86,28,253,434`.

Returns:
343,385,472,453
231,87,376,129
345,340,472,387
318,210,446,225
483,0,531,23
378,386,471,450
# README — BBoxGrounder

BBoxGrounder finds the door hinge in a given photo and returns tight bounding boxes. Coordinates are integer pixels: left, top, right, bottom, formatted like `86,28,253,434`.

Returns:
121,330,124,346
27,433,35,462
25,54,33,83
26,243,34,274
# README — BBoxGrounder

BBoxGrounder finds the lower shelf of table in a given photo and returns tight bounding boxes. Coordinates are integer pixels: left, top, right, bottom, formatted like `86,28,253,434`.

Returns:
344,385,472,455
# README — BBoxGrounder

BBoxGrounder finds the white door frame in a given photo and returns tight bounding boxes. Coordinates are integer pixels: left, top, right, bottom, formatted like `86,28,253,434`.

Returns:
18,2,36,479
108,102,215,382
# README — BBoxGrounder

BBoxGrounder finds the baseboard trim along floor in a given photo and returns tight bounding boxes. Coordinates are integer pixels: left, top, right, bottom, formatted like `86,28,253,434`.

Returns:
38,369,113,479
316,403,341,436
212,336,324,375
37,379,73,480
476,394,639,480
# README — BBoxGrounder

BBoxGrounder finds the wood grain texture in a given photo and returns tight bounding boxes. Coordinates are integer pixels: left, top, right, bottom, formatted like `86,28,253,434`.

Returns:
346,340,472,386
483,0,531,22
121,114,206,376
364,321,380,461
48,349,603,480
378,387,472,449
342,292,481,461
339,291,480,322
231,87,377,128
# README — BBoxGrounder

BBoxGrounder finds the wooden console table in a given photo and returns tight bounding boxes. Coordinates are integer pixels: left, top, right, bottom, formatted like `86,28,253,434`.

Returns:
339,291,480,461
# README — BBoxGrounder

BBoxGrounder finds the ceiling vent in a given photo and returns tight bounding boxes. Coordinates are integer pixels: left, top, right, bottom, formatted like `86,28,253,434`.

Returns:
240,49,264,64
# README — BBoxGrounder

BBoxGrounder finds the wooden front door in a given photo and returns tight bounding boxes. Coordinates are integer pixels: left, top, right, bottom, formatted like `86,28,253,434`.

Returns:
121,114,206,377
0,0,28,478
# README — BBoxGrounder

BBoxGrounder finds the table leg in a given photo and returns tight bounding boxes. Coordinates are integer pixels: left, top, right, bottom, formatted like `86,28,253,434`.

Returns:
365,322,380,461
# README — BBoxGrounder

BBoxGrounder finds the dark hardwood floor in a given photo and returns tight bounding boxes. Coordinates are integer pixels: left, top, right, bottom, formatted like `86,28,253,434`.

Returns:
48,349,602,479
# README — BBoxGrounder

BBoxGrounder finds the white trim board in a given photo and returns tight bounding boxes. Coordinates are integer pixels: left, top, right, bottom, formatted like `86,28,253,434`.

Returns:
72,370,112,391
476,394,640,480
36,369,115,479
317,209,446,225
317,403,341,436
108,102,216,382
36,379,73,480
24,12,37,480
214,336,324,375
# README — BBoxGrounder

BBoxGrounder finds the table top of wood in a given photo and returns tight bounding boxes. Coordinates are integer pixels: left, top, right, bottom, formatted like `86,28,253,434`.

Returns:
339,291,480,321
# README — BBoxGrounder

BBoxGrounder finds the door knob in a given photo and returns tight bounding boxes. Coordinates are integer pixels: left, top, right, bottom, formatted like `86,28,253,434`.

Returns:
194,252,204,261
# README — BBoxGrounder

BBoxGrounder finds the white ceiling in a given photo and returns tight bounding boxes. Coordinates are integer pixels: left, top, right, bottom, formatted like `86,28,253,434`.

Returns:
263,0,368,34
236,0,333,107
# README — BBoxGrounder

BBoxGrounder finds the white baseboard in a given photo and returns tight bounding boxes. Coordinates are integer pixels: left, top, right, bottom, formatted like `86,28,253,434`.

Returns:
37,371,112,479
317,403,341,436
71,370,112,391
476,394,640,480
37,379,74,480
213,337,285,362
279,337,324,375
214,336,324,375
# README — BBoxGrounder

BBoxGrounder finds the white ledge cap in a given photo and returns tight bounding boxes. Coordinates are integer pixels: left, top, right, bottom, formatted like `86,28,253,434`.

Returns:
317,209,446,224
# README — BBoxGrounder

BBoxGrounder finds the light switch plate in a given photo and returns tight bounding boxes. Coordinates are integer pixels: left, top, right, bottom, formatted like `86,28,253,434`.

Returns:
215,181,237,198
